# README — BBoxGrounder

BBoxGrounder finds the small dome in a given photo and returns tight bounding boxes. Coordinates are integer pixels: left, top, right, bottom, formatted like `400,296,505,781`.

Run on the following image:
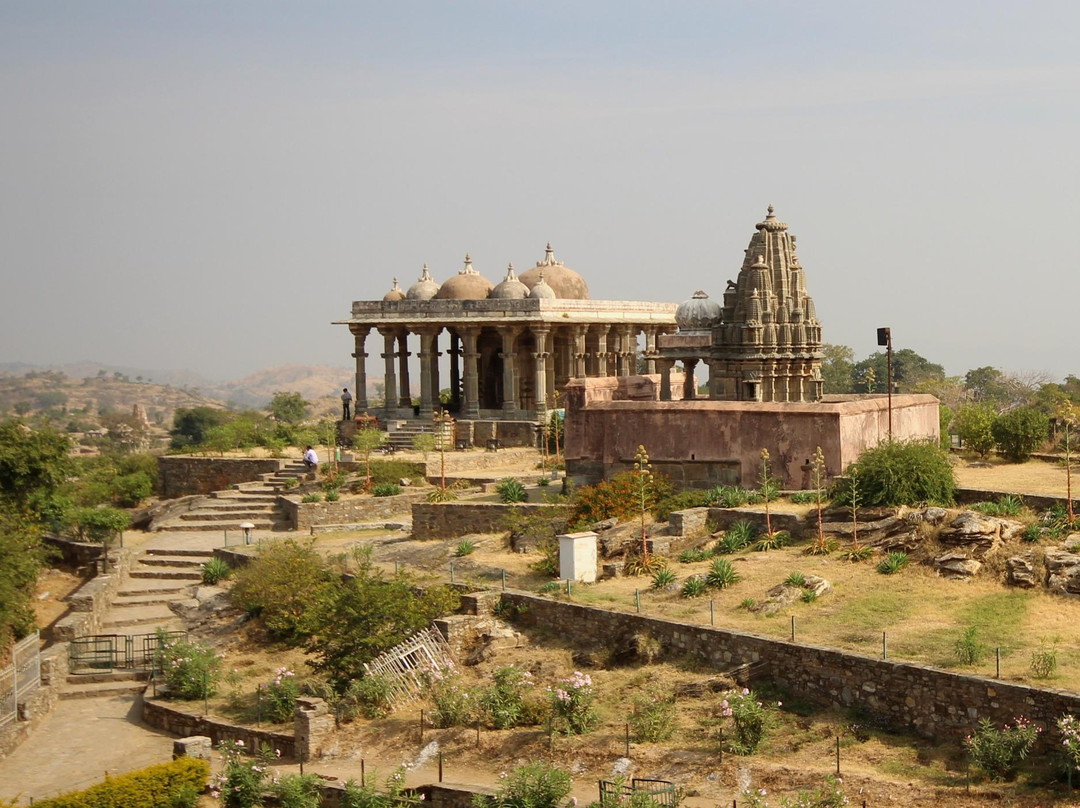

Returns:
490,263,529,300
382,278,406,302
528,271,556,301
518,243,589,300
675,290,722,331
406,264,440,300
435,253,494,300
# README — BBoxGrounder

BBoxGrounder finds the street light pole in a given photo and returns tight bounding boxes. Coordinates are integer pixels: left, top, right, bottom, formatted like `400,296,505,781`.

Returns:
877,327,893,440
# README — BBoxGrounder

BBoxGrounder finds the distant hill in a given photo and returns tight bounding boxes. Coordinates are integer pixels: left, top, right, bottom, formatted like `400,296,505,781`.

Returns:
202,364,357,411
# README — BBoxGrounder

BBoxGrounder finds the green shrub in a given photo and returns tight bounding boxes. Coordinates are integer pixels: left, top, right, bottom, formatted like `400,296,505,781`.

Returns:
229,538,335,643
789,491,818,505
877,551,909,575
372,483,402,497
485,761,571,808
548,670,598,735
833,439,955,507
354,673,394,719
496,477,528,503
1031,641,1058,678
706,485,754,508
325,488,340,502
25,757,209,808
480,665,536,729
717,521,756,553
427,487,457,502
785,571,807,587
654,488,710,521
954,626,985,665
200,556,231,585
211,740,274,808
971,495,1024,517
426,669,476,727
67,504,131,543
842,543,874,562
706,558,739,589
273,773,322,808
801,589,818,604
454,539,475,557
261,666,299,724
965,716,1038,781
678,547,711,563
739,597,756,610
340,768,416,808
629,687,678,742
1022,523,1043,543
953,403,998,457
721,688,770,755
754,530,788,552
367,459,426,486
992,407,1050,463
681,577,708,598
302,492,321,503
156,631,222,700
651,567,677,590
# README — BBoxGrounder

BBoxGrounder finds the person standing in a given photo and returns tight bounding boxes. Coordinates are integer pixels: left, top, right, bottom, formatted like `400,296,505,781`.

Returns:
341,387,353,420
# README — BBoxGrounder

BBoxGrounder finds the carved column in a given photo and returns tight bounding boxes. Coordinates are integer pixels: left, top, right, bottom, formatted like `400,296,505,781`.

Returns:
572,326,588,378
449,333,461,411
499,327,520,412
351,327,370,412
397,332,411,408
532,327,550,413
378,329,398,417
657,359,675,401
595,328,609,377
619,326,637,376
683,358,698,400
417,328,438,418
430,329,441,410
643,326,658,374
460,327,481,419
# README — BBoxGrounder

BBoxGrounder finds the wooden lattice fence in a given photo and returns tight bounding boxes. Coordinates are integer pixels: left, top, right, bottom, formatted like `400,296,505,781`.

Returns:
362,626,455,706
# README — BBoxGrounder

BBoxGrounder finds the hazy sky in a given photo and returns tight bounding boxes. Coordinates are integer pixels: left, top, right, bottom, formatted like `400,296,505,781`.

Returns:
2,2,1079,382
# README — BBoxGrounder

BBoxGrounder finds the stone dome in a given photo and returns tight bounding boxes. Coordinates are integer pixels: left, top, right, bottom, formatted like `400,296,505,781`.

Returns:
517,244,589,300
406,264,440,300
676,290,721,331
382,278,406,302
434,254,494,300
490,263,529,300
528,271,556,301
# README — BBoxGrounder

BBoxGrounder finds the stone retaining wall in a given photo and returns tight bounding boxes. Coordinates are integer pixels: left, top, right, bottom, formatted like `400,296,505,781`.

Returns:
142,698,295,758
280,491,429,531
412,502,559,540
955,487,1076,512
158,456,284,498
52,549,134,642
499,591,1080,752
705,507,806,538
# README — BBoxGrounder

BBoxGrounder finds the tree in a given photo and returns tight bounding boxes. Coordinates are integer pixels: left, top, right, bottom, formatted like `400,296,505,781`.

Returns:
0,419,71,511
820,344,855,394
170,407,231,449
992,406,1050,463
833,440,955,507
267,391,310,425
852,349,945,393
952,403,997,457
355,428,387,488
0,503,50,652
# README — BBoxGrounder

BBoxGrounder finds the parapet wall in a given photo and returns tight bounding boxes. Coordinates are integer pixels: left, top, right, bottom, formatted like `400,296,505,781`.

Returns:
412,502,559,540
499,591,1080,751
281,490,429,531
158,456,284,498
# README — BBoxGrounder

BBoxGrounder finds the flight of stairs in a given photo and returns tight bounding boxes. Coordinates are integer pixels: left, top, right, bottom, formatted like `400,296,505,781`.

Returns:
158,460,311,532
385,420,451,452
62,548,211,699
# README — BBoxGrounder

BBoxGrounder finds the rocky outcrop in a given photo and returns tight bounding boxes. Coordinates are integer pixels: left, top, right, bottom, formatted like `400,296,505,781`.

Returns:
937,511,1024,559
934,551,981,579
1043,548,1080,596
757,575,832,615
1006,553,1039,588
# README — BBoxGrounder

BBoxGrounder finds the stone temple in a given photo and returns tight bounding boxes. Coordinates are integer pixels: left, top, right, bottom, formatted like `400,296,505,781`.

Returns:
338,206,939,484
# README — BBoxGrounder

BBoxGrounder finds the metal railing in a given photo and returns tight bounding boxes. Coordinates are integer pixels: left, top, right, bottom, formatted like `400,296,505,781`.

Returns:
599,779,678,808
0,632,41,728
69,631,187,674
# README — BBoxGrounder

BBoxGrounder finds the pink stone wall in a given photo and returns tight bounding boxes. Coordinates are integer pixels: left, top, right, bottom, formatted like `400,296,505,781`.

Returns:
565,378,939,488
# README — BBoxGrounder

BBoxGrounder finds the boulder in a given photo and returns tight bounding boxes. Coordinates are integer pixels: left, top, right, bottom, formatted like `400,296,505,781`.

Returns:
758,575,832,615
1065,533,1080,553
1043,548,1080,596
1006,554,1038,588
937,511,1005,558
934,551,981,579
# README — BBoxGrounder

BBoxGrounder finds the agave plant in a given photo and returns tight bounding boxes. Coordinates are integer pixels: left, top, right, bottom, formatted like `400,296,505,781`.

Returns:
706,558,740,589
681,577,708,599
651,567,678,590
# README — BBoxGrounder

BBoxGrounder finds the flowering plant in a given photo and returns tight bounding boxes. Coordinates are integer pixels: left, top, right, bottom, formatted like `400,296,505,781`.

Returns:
261,666,299,724
965,715,1041,781
1060,714,1080,774
425,665,476,728
484,761,572,808
155,630,222,700
481,665,535,729
718,688,772,755
211,740,277,808
548,671,598,736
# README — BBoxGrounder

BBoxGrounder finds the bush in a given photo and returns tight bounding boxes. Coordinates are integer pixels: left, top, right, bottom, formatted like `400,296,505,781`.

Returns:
200,556,231,585
568,470,673,529
496,478,528,503
372,483,402,497
229,538,335,643
954,626,985,665
721,688,770,755
717,521,756,553
211,740,275,808
992,407,1050,463
678,547,710,563
833,440,955,507
24,757,209,808
706,485,756,508
548,670,599,735
67,504,131,543
1031,641,1058,678
426,668,476,727
273,773,322,808
953,403,998,457
354,673,394,719
706,558,739,589
340,768,416,808
654,488,711,521
480,665,536,729
261,666,299,723
367,459,426,487
485,761,572,808
754,530,788,552
877,552,909,575
302,492,321,503
629,687,678,742
789,491,818,505
965,716,1039,781
681,577,707,598
454,539,476,557
156,632,222,700
651,567,677,590
970,495,1024,517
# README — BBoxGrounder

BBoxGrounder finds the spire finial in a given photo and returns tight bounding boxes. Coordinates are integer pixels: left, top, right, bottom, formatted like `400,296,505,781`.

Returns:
420,263,431,280
767,204,775,216
462,253,475,274
392,277,400,289
505,262,516,280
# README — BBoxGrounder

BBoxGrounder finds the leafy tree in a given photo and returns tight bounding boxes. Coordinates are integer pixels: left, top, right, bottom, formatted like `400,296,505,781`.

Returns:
268,391,310,425
833,439,955,507
0,419,71,509
355,428,387,488
0,503,50,652
306,566,460,691
953,403,997,457
852,348,945,393
68,505,131,543
965,366,1010,405
170,407,231,449
992,406,1050,463
820,343,855,394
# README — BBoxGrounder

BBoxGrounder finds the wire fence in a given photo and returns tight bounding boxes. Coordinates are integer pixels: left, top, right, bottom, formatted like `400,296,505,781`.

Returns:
0,632,41,729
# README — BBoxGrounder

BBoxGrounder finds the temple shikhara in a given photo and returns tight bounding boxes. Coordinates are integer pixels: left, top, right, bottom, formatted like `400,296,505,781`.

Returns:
338,206,939,484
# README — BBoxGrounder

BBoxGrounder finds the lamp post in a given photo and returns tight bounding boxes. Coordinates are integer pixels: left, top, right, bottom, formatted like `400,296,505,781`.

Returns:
877,327,893,440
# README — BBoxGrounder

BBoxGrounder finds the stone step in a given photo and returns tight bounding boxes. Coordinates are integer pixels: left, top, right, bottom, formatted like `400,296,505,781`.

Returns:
187,501,274,513
113,592,189,607
128,569,203,580
233,483,280,493
144,548,215,558
157,519,282,532
118,584,193,596
60,681,147,700
211,491,279,503
137,556,206,568
102,604,178,628
67,670,149,685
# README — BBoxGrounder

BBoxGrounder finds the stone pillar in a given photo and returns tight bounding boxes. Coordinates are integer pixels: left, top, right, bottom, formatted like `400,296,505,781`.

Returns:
643,327,658,374
430,329,441,410
499,327,519,412
397,332,411,408
657,359,674,401
683,358,698,400
572,326,587,378
460,328,480,419
172,736,212,761
532,327,550,412
294,698,335,762
449,333,461,411
417,328,438,418
351,327,370,412
379,329,398,417
619,326,636,376
595,328,609,377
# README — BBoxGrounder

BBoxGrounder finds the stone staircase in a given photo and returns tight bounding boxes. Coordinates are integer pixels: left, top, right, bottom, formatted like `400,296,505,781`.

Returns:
385,420,451,452
62,548,210,699
158,460,310,532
